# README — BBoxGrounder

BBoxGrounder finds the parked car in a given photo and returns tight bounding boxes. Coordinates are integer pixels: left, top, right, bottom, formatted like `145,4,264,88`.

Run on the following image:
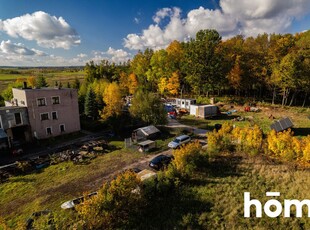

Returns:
61,191,98,209
149,154,174,170
168,135,191,149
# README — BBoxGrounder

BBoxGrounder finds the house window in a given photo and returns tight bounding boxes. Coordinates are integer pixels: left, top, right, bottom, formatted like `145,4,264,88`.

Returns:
14,113,22,125
52,111,58,120
20,100,25,105
60,124,65,133
182,101,185,105
185,102,189,106
46,127,52,135
52,96,60,105
40,113,49,121
37,98,46,106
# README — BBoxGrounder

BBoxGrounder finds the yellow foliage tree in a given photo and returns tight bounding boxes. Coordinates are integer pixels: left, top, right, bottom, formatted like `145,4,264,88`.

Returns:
76,171,142,229
102,82,123,119
128,73,138,94
232,125,263,156
119,72,139,95
302,136,310,162
207,122,234,156
119,71,129,94
27,76,37,88
172,141,202,176
158,77,168,95
267,129,302,161
167,71,180,96
16,77,27,83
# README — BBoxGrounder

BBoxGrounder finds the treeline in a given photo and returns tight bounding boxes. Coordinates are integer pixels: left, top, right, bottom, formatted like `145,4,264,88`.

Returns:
83,29,310,107
207,123,310,163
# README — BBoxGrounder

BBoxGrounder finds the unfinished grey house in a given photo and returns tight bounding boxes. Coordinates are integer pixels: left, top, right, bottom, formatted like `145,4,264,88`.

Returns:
0,106,31,148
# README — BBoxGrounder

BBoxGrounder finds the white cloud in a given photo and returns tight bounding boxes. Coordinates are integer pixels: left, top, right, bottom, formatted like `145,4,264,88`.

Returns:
153,8,173,24
77,53,87,58
0,40,47,56
106,47,131,63
124,0,310,50
0,11,80,49
88,48,131,64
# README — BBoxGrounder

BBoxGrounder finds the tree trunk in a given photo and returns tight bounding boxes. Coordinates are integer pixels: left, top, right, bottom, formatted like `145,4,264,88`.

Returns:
284,89,290,106
272,87,276,105
302,92,308,107
281,88,286,107
289,91,297,107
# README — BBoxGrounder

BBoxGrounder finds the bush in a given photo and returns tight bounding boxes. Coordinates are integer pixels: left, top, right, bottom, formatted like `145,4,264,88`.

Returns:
267,129,302,161
76,171,142,229
172,141,202,177
231,125,263,156
207,122,234,156
302,135,310,162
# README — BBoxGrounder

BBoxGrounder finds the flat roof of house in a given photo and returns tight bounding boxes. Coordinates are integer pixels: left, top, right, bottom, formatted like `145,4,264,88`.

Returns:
175,98,196,100
0,106,27,111
191,104,217,107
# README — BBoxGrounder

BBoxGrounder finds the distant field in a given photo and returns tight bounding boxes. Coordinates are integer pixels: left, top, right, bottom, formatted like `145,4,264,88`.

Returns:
0,68,85,92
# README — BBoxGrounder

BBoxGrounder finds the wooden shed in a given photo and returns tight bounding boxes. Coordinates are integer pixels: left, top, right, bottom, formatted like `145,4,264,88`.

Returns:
132,125,160,142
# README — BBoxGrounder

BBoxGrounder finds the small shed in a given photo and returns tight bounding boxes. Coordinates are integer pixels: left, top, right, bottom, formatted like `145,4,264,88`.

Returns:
132,125,160,142
270,117,293,132
190,104,219,118
175,98,196,110
137,140,156,152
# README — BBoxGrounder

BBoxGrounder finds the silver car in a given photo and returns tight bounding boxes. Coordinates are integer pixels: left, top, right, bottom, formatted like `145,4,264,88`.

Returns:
168,135,191,149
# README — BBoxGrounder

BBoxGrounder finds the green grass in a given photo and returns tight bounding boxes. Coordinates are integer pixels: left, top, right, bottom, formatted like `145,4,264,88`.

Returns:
0,69,85,92
0,148,144,227
184,154,310,229
179,105,310,136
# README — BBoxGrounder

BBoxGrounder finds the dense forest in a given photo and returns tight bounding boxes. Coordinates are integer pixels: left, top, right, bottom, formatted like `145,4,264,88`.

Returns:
82,29,310,107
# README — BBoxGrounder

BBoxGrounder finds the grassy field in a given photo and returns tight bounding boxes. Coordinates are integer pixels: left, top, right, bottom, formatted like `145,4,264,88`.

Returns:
0,148,145,227
0,68,85,92
180,104,310,136
2,143,310,228
182,153,310,229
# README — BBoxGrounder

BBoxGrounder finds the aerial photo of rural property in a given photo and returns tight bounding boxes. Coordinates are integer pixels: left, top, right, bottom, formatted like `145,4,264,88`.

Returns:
0,0,310,229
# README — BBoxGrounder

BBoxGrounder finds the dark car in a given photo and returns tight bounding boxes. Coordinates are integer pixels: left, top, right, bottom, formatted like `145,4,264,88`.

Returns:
149,154,173,170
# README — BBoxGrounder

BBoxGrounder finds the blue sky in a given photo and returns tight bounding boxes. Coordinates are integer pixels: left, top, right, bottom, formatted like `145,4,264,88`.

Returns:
0,0,309,66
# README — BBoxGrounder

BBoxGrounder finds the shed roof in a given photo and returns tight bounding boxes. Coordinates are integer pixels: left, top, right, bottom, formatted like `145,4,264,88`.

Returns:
270,117,293,132
134,125,160,136
138,140,155,146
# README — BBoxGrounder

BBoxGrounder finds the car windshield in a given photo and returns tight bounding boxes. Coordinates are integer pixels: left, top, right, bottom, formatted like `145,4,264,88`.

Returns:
173,139,180,143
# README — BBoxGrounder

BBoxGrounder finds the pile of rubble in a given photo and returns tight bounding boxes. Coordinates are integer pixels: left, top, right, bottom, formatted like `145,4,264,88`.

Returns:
0,139,108,182
51,139,108,164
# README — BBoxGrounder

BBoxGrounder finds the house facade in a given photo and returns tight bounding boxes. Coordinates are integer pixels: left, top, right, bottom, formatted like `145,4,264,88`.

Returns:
9,87,80,140
0,106,31,147
175,98,196,110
